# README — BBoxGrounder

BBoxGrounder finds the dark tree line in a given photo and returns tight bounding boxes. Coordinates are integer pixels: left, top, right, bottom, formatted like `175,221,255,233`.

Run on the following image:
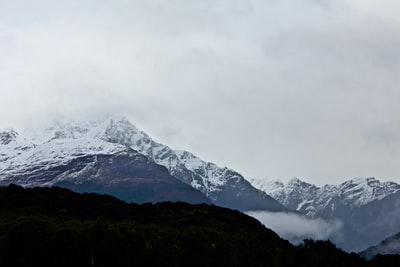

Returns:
0,185,399,267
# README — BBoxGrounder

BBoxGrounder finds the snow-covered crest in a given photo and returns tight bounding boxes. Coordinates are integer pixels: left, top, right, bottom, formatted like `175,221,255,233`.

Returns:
250,176,400,217
1,114,277,210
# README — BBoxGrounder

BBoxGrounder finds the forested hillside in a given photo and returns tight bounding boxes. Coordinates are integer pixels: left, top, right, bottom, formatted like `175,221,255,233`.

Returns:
0,185,398,267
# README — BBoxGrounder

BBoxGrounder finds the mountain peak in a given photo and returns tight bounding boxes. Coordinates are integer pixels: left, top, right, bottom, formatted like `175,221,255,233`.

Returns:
287,177,308,186
19,114,140,145
96,113,136,130
336,177,400,206
343,177,377,186
0,129,18,145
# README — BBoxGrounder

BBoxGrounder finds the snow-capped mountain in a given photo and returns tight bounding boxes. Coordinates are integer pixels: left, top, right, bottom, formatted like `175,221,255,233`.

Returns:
250,177,400,217
250,177,400,252
0,116,210,204
0,114,285,211
92,115,285,211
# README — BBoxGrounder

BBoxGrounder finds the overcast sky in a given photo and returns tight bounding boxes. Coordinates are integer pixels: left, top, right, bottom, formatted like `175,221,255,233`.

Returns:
1,0,400,185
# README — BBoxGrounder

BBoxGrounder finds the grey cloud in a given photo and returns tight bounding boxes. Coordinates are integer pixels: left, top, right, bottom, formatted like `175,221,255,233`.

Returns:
1,0,400,185
246,211,343,244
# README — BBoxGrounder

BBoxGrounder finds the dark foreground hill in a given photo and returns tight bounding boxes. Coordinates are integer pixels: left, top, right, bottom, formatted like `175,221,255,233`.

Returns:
360,232,400,260
0,185,398,267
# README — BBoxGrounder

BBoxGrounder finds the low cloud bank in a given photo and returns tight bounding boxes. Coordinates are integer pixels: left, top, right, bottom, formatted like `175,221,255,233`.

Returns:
246,211,343,244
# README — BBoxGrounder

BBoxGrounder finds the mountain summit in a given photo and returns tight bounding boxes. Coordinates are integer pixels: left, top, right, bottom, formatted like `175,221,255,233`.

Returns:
0,114,285,211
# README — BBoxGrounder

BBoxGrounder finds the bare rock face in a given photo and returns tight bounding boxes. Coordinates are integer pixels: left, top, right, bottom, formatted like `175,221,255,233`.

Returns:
0,129,18,145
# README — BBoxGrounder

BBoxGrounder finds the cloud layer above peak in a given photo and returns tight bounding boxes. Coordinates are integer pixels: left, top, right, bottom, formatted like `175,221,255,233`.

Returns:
1,0,400,185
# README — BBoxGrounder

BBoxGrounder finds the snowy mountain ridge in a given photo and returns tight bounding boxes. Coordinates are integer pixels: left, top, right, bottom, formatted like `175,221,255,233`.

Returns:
94,116,284,211
0,114,284,211
250,176,400,251
0,116,128,186
250,177,400,217
94,115,237,198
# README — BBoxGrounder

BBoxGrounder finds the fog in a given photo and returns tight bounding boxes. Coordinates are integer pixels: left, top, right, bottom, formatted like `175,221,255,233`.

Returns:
246,211,343,244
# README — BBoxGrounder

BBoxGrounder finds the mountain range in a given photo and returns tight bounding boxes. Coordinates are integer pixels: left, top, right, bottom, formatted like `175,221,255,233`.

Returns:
0,114,284,211
250,177,400,252
2,114,400,253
